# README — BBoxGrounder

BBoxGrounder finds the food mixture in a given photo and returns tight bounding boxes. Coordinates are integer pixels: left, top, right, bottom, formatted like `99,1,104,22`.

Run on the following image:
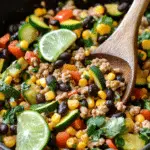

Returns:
0,0,149,150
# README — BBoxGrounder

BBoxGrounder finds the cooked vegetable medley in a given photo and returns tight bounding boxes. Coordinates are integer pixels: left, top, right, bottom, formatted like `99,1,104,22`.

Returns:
0,0,150,150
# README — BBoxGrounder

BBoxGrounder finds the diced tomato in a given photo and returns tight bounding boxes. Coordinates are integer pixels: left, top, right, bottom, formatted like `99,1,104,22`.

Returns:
106,139,117,149
68,90,78,97
56,131,70,148
54,10,73,22
8,40,25,58
132,88,146,100
140,109,150,121
72,118,85,130
0,33,10,48
24,51,38,65
70,71,81,83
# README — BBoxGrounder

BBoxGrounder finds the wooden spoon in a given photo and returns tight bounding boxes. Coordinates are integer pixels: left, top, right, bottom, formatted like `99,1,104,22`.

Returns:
92,0,150,103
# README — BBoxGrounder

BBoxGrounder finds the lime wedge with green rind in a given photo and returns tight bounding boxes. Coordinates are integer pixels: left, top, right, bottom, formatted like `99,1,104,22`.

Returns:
16,110,50,150
39,29,77,62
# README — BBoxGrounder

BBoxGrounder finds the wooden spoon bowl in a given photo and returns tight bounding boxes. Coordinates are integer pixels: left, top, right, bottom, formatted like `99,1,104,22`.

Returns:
92,0,150,103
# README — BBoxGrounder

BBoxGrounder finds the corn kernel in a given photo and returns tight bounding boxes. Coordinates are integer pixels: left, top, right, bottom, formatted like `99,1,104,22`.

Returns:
3,136,16,148
125,111,133,120
145,29,150,32
66,126,76,136
31,75,37,83
96,99,106,106
82,30,91,40
0,92,5,101
107,72,116,81
113,21,118,27
66,137,77,148
77,141,87,149
85,50,90,56
94,5,105,15
81,134,89,143
4,76,12,85
87,97,95,109
48,122,55,130
51,113,61,124
0,109,7,116
45,91,55,101
98,90,107,100
39,78,47,88
76,130,84,138
125,118,134,132
36,79,41,85
20,40,29,50
135,114,145,123
80,11,88,19
19,101,30,110
142,39,150,50
68,100,79,110
25,16,29,22
10,101,17,108
138,50,147,61
147,75,150,83
74,29,82,38
34,8,47,17
96,24,111,36
79,78,88,87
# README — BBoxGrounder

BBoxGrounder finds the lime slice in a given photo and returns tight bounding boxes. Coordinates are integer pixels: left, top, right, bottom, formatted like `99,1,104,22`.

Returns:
39,29,77,62
16,111,50,150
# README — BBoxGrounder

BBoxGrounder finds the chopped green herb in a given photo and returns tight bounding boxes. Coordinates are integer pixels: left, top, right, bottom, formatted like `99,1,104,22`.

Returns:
91,129,103,142
32,67,39,73
84,75,90,80
115,137,125,148
140,128,150,144
138,31,150,44
85,59,92,65
144,100,150,110
15,63,21,70
87,116,105,127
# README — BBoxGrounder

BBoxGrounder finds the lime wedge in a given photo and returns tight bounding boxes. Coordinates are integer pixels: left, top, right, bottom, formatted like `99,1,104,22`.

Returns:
16,111,50,150
39,29,77,62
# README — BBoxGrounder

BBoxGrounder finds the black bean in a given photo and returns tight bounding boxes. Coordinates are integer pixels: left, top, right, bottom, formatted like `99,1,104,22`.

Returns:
82,16,95,29
0,49,9,59
75,39,84,47
44,18,50,25
10,125,17,135
59,52,71,61
116,74,125,82
46,75,56,86
0,102,4,111
97,35,108,44
118,2,129,12
0,123,8,134
111,112,126,118
36,94,45,104
106,100,114,108
49,20,60,26
106,89,114,100
80,99,88,107
59,83,71,92
8,24,20,34
48,134,56,148
58,101,68,116
88,84,99,96
54,60,65,69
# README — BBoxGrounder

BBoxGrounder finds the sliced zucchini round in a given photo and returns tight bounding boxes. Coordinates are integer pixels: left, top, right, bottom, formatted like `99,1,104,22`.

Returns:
18,23,39,44
29,15,50,31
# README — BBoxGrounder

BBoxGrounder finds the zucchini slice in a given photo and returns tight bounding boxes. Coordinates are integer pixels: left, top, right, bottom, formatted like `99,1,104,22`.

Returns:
29,15,50,31
18,23,39,44
30,101,58,113
105,4,123,17
60,19,82,30
89,66,106,90
55,109,79,132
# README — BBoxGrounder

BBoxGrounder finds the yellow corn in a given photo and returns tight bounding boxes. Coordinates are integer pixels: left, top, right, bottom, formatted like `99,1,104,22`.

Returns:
3,136,16,148
107,72,116,81
85,50,90,56
113,21,118,27
98,90,107,100
142,39,150,50
0,109,7,116
147,75,150,83
66,137,77,148
125,118,134,132
135,114,145,123
20,40,29,50
48,122,55,130
77,141,87,149
138,50,147,61
36,79,41,85
74,28,82,38
81,133,89,143
82,30,91,40
76,130,84,139
34,8,47,17
51,113,61,124
68,100,80,110
96,99,106,106
125,111,133,120
25,16,29,22
39,78,47,88
10,101,17,108
96,23,111,35
4,76,12,85
45,91,55,101
87,97,95,109
66,126,76,136
79,78,88,87
31,75,37,83
80,11,88,19
0,92,5,101
19,101,30,110
94,5,105,15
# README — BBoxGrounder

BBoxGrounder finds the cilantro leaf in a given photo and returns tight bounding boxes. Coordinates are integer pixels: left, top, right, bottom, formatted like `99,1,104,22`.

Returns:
115,136,125,148
91,129,103,142
48,78,57,92
138,31,150,44
15,63,21,70
140,128,150,144
87,124,96,136
32,67,39,73
102,117,126,138
99,15,114,26
144,100,150,110
87,116,105,127
3,106,24,125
